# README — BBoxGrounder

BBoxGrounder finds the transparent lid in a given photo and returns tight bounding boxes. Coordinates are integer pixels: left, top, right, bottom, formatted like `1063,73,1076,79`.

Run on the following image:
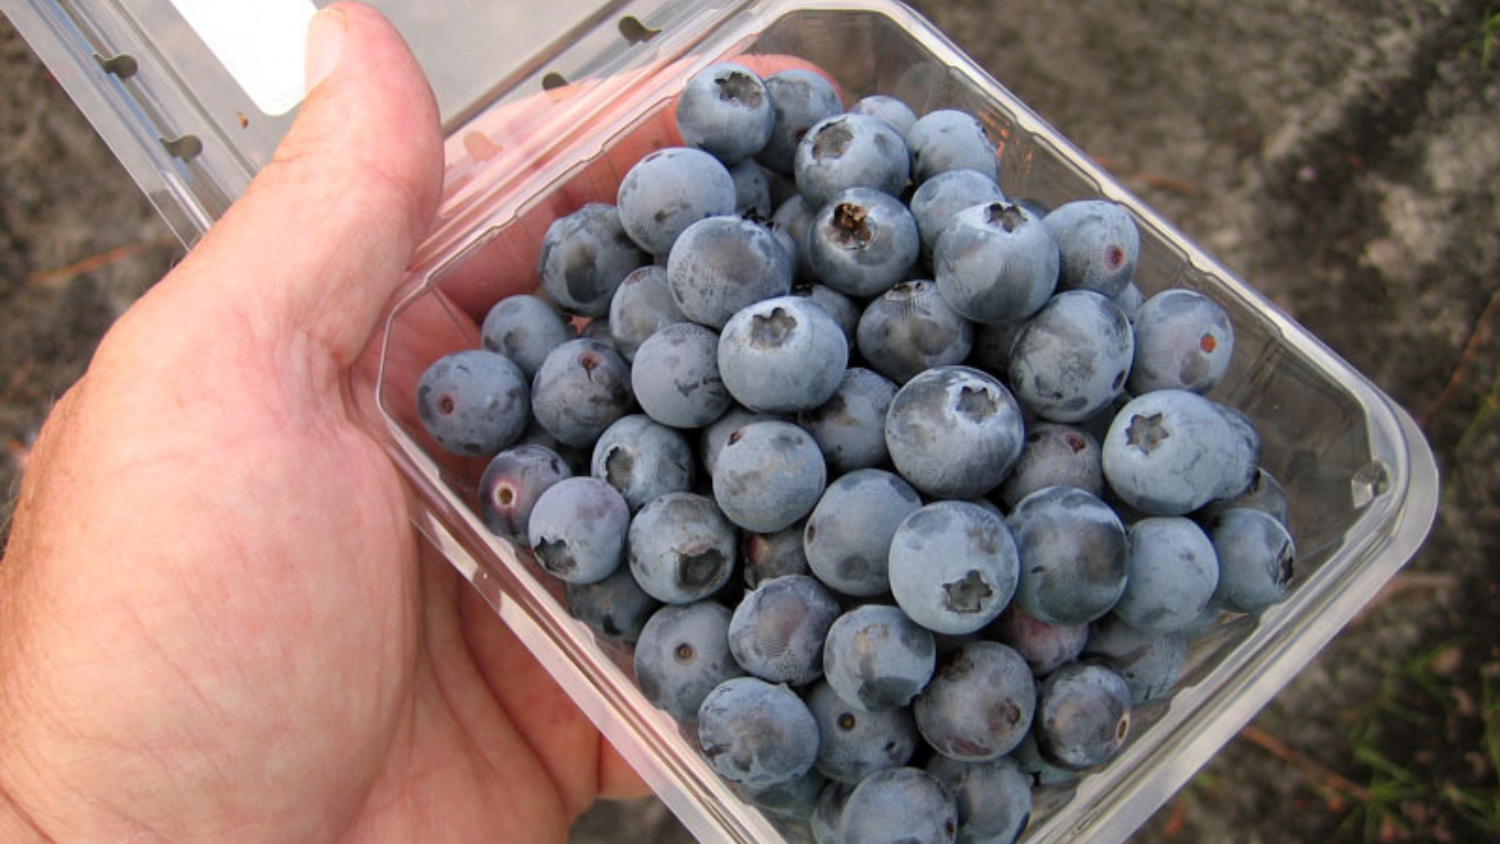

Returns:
3,0,732,243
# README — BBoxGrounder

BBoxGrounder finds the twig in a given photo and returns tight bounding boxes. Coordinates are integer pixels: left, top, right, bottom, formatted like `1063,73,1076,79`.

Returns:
25,238,172,287
1239,723,1374,803
1419,287,1500,430
1091,154,1199,196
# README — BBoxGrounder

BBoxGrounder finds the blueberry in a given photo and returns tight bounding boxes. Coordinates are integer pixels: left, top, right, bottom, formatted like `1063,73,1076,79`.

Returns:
712,420,826,533
1042,200,1140,298
565,565,661,645
590,414,695,511
811,781,856,844
803,468,924,597
1008,290,1134,423
906,109,997,184
1129,288,1235,394
1083,614,1189,705
1113,516,1219,633
730,158,775,216
772,194,818,282
965,318,1025,377
848,94,919,136
530,338,633,448
934,201,1059,324
1198,467,1290,526
700,406,784,478
987,604,1089,676
618,147,737,255
888,501,1020,635
579,316,616,349
794,113,911,210
925,755,1032,844
797,367,899,475
823,604,936,711
1101,389,1259,515
840,767,958,844
857,279,975,385
914,641,1035,761
1010,733,1079,787
416,349,529,457
697,676,820,790
806,680,919,783
797,283,862,343
634,601,744,723
757,69,844,176
667,215,794,328
743,768,828,822
884,366,1025,499
728,574,841,685
1007,485,1129,626
909,168,1006,261
675,63,774,165
630,322,732,428
527,477,630,584
480,294,576,378
478,444,572,538
718,295,849,413
1033,662,1133,770
514,418,589,475
537,203,647,317
1207,507,1296,613
1113,280,1146,322
608,264,685,361
996,423,1105,509
742,520,811,588
628,492,738,604
807,188,920,298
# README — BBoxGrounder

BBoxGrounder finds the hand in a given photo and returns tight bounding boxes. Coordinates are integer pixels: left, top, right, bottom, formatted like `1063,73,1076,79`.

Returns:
0,5,644,843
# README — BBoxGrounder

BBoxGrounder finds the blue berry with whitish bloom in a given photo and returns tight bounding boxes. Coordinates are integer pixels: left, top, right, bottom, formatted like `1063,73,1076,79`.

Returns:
634,601,744,722
675,63,774,165
478,443,572,538
628,492,738,604
608,264,684,361
1101,389,1259,516
909,168,1006,261
1033,661,1133,770
1043,199,1139,298
914,641,1035,761
773,194,817,282
481,294,575,378
823,604,936,712
590,414,695,512
794,113,911,210
712,420,826,533
1208,507,1296,613
728,574,841,685
700,406,784,478
742,769,828,822
667,214,794,328
888,501,1020,636
527,477,630,584
987,604,1089,677
848,94,918,135
906,109,997,184
996,422,1105,509
1008,290,1134,422
1198,467,1290,526
925,754,1032,844
806,680,919,783
630,321,732,429
884,366,1025,499
1007,485,1129,626
811,781,856,844
697,676,821,790
857,280,974,385
1129,288,1235,394
803,468,923,598
1084,614,1189,705
840,767,958,844
730,158,775,215
757,69,844,176
530,338,633,448
965,318,1025,377
934,201,1059,325
537,203,646,317
618,147,737,255
807,188,920,298
1113,516,1219,633
718,295,849,413
797,367,898,476
565,565,661,645
742,520,810,588
797,283,861,343
416,349,529,457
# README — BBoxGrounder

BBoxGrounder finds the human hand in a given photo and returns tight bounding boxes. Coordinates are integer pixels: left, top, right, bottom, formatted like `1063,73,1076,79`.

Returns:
0,5,645,843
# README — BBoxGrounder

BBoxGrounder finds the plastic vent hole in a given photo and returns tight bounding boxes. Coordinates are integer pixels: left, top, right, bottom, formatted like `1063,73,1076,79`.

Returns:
618,16,661,43
161,134,202,163
95,53,138,78
542,72,569,92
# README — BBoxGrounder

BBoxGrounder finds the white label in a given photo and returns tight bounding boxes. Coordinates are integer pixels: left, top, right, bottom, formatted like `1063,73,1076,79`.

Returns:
166,0,319,116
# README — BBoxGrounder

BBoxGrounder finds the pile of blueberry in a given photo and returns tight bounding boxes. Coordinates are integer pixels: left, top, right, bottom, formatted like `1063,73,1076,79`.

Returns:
415,62,1298,844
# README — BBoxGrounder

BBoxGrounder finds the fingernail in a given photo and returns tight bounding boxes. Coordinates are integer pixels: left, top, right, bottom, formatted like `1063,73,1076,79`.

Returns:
304,8,347,93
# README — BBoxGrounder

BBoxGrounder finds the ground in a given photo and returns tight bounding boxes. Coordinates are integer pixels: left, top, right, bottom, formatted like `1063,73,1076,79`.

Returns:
2,2,1498,843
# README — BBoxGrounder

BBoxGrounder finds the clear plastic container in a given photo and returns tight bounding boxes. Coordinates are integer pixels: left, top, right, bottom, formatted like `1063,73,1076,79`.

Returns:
5,1,1439,841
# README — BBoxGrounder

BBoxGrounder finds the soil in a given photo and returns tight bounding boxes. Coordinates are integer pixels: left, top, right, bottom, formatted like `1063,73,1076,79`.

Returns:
2,2,1497,843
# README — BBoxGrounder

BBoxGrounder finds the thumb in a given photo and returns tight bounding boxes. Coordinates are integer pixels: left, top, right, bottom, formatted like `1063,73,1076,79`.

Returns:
167,2,442,370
